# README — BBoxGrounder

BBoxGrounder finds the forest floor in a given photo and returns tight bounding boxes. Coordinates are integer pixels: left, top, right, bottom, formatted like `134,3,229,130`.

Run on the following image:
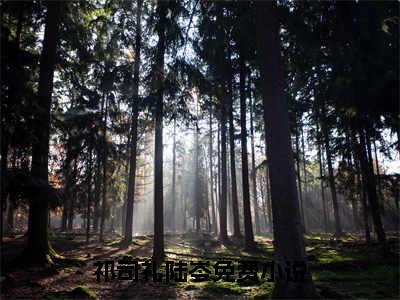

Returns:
1,231,399,299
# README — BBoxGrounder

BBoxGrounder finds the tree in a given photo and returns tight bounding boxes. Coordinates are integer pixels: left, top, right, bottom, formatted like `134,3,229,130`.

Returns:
255,1,316,297
319,96,343,236
217,6,229,242
21,1,62,265
171,117,177,232
208,105,218,233
249,76,261,235
123,0,143,246
86,145,93,243
239,43,254,248
152,0,167,262
194,121,201,232
227,67,241,238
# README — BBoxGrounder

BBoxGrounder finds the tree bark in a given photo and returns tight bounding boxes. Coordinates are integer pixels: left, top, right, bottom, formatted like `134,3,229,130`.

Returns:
24,1,61,265
373,140,384,214
217,122,221,228
153,0,166,262
249,77,261,235
300,124,308,228
170,117,177,232
93,91,107,234
124,0,143,246
357,126,386,245
265,155,273,232
6,197,14,232
209,106,218,234
295,121,305,230
195,122,201,232
239,48,254,248
67,159,77,231
61,137,74,231
93,153,101,233
227,69,241,238
256,2,315,297
217,122,222,233
1,1,25,239
317,138,328,233
0,132,8,240
259,175,268,232
352,133,371,242
219,112,228,241
320,105,342,236
86,146,93,244
99,93,108,242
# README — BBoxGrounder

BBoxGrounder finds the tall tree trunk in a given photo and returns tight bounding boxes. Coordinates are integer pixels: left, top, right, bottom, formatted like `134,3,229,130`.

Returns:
209,106,217,234
373,140,384,214
265,156,273,232
62,138,74,231
99,94,108,242
93,91,107,234
215,4,227,241
317,139,328,233
320,105,342,236
352,198,359,232
24,1,61,265
219,111,228,241
300,124,308,228
1,1,25,239
6,152,17,232
259,175,268,232
360,176,371,243
86,146,93,244
123,0,143,246
0,133,8,240
217,122,221,229
249,78,260,235
226,146,233,233
239,49,254,248
204,147,211,233
121,130,131,234
153,0,166,262
295,124,305,230
256,2,315,297
93,153,101,233
182,169,187,232
171,117,177,232
353,133,371,242
347,143,360,232
6,196,15,232
357,126,386,245
195,123,201,232
67,159,77,231
227,72,241,238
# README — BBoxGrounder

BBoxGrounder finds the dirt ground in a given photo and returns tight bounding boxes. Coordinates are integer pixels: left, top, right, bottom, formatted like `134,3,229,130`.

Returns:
1,232,399,299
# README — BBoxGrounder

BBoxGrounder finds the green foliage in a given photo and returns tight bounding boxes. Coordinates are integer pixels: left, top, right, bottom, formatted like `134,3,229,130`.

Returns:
72,286,97,299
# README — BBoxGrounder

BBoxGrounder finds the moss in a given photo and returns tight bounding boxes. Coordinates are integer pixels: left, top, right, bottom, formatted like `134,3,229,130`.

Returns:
72,286,97,299
45,286,96,300
49,243,66,260
202,280,245,295
107,239,123,246
312,265,399,298
313,265,398,282
252,281,274,299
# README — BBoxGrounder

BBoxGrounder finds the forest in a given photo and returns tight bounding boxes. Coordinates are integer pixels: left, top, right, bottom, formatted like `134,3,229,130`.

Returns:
1,0,399,299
